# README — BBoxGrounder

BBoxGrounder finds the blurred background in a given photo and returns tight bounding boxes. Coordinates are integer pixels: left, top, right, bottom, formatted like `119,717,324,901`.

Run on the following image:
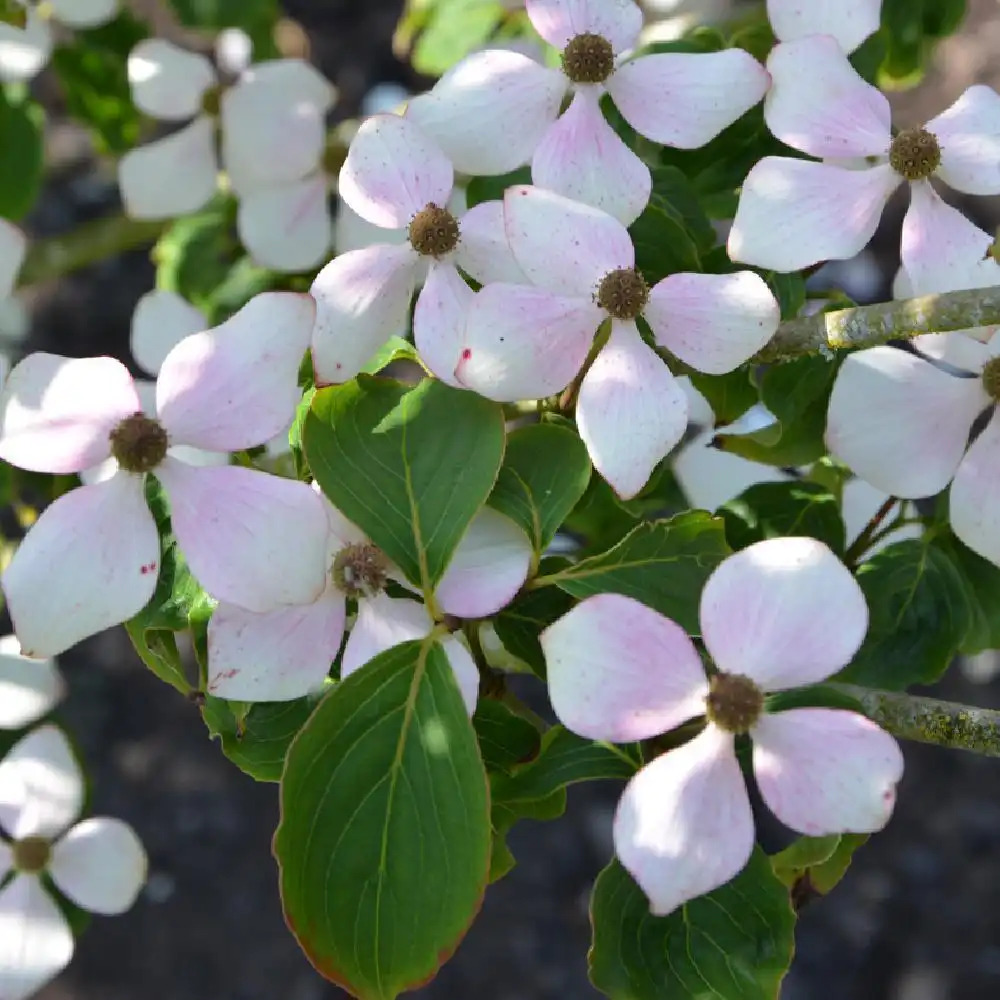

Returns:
15,0,1000,997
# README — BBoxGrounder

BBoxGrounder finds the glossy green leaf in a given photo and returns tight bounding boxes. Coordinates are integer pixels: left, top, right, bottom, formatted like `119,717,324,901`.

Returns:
488,423,592,556
492,586,575,678
0,86,43,220
304,377,506,597
721,481,846,554
938,534,1000,654
535,512,731,634
770,836,842,887
473,698,541,774
716,355,841,467
589,850,795,1000
490,787,566,883
276,640,491,999
124,477,212,695
491,726,639,805
836,538,973,689
201,695,318,782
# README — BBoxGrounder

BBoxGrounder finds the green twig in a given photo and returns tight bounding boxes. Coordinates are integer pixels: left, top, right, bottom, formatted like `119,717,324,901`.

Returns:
836,684,1000,757
757,287,1000,362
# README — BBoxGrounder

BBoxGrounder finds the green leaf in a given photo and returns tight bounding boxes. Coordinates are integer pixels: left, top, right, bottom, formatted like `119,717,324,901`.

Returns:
275,640,490,999
836,538,973,689
767,271,807,322
492,586,575,678
361,335,422,374
304,377,506,598
201,695,318,782
473,698,541,774
491,726,638,805
168,0,278,55
124,478,212,695
771,834,867,897
50,12,146,154
412,0,505,75
721,481,846,554
716,356,841,467
488,423,592,557
688,368,758,425
630,165,714,282
536,512,731,634
490,787,566,883
938,534,1000,654
464,166,532,210
0,86,43,220
589,850,796,1000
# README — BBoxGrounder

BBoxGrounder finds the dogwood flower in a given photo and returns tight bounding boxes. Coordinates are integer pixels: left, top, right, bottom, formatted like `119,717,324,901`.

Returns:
459,185,779,498
0,0,116,82
120,40,335,225
827,200,1000,565
541,536,903,915
208,497,531,711
729,35,1000,271
406,0,769,225
766,0,882,54
0,725,146,1000
0,293,329,657
0,636,62,730
311,113,522,384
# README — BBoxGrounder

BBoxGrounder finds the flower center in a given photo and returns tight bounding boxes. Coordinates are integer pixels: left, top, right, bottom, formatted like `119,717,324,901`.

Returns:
561,32,615,85
200,84,224,117
331,543,391,598
704,672,764,734
12,836,51,874
109,413,169,474
597,268,649,320
983,357,1000,402
408,203,460,257
888,128,941,181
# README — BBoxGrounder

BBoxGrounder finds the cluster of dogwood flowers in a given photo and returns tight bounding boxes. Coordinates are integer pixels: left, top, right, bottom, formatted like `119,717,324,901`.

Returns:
4,0,1000,931
0,631,146,998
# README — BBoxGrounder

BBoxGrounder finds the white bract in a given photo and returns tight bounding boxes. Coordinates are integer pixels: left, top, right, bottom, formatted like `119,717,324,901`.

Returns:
0,636,62,729
541,536,903,915
0,726,146,1000
311,113,522,385
208,495,531,711
459,185,779,498
120,39,336,264
729,35,1000,271
766,0,883,54
0,293,329,657
406,0,769,224
0,0,117,82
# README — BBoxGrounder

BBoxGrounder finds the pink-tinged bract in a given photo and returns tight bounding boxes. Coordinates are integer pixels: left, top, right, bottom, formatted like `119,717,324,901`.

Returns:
698,536,869,691
752,708,904,836
613,726,755,917
926,84,1000,196
2,475,159,658
541,593,709,743
576,322,689,499
525,0,643,52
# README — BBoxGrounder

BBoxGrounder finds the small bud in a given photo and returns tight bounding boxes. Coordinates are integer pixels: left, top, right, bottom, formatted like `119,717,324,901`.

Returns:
408,203,460,258
331,543,391,598
109,413,169,474
704,672,764,734
888,128,941,181
12,836,51,874
561,33,615,85
597,268,649,320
